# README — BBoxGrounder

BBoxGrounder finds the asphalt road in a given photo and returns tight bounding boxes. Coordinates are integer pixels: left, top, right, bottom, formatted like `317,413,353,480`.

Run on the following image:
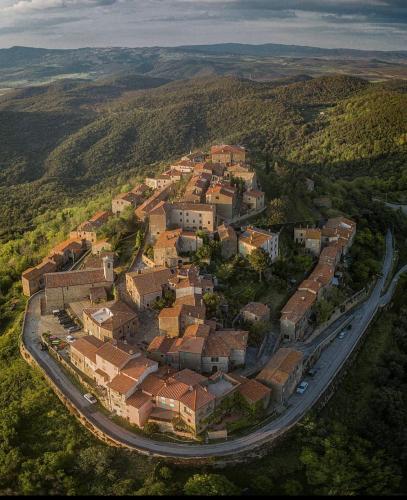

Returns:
22,230,404,459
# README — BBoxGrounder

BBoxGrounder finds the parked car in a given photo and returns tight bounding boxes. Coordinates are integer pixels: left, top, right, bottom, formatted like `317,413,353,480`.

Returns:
296,381,309,394
347,324,352,330
67,325,80,333
338,331,346,340
308,368,318,377
52,309,62,316
84,393,97,404
66,335,75,343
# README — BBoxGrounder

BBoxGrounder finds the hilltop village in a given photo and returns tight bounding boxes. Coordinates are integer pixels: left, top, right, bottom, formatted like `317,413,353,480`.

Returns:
21,145,356,437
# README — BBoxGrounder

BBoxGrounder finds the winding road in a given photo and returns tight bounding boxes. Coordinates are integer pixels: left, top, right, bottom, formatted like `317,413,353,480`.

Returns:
22,230,406,459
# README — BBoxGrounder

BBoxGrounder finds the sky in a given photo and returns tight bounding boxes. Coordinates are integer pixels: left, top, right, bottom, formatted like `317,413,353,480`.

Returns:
0,0,406,51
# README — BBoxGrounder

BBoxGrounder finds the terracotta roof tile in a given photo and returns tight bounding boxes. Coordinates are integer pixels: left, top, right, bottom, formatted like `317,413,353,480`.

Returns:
96,341,139,368
45,268,108,288
108,373,137,394
281,289,316,324
241,302,270,317
179,385,215,411
83,301,137,332
140,374,167,396
126,390,152,409
172,369,207,387
239,226,277,249
70,335,103,363
127,267,172,296
256,348,303,386
121,357,157,381
157,379,190,400
238,378,271,403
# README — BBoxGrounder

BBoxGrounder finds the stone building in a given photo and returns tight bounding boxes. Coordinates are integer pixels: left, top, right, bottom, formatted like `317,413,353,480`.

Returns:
210,144,246,164
239,226,279,262
125,267,173,310
82,300,138,342
241,302,270,323
205,183,236,220
22,259,58,297
112,191,144,215
256,348,303,404
44,255,114,313
149,202,216,239
243,189,265,212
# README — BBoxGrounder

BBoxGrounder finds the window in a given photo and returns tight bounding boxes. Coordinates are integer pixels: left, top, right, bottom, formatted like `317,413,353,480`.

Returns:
211,357,219,362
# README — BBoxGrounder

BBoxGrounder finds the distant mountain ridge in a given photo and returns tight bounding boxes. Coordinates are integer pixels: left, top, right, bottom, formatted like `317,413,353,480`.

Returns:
0,43,406,90
175,42,407,60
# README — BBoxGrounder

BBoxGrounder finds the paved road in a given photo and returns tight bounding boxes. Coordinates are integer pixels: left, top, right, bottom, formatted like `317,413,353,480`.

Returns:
22,230,404,459
372,198,407,216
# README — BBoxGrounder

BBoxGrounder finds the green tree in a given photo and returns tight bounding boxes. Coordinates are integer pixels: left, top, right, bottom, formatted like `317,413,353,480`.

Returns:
268,197,287,225
248,248,270,282
203,292,221,317
300,424,401,495
183,473,240,496
313,298,334,325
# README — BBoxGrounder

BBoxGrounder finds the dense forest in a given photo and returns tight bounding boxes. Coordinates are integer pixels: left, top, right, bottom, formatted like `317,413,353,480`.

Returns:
0,71,407,495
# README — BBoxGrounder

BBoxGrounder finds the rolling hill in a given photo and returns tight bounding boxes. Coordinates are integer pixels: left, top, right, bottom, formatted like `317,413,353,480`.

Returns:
1,43,407,91
0,73,405,240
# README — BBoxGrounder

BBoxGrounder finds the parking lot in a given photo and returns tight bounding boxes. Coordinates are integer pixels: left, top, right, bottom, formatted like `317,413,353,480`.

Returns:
38,308,85,356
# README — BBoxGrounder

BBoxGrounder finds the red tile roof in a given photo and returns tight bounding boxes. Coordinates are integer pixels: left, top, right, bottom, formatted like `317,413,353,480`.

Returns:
241,302,270,317
96,341,139,368
179,385,215,411
256,348,303,386
108,373,137,395
70,335,103,363
45,268,107,288
126,390,152,409
238,379,271,403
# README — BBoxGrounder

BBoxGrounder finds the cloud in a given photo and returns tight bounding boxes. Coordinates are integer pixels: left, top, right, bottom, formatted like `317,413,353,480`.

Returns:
0,15,83,35
2,0,119,13
0,0,405,50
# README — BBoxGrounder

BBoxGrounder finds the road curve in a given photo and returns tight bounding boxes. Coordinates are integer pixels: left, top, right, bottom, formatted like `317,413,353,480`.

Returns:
21,230,403,459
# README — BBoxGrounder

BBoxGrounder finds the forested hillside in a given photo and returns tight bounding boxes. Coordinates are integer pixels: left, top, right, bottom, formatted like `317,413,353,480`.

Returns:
0,74,406,239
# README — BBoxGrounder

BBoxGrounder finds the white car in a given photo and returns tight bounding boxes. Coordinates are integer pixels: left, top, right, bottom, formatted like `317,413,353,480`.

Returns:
66,335,75,343
338,331,346,340
84,393,97,404
296,381,309,394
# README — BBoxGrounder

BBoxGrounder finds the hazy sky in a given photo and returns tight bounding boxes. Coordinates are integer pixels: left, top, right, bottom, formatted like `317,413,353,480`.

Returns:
0,0,406,51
